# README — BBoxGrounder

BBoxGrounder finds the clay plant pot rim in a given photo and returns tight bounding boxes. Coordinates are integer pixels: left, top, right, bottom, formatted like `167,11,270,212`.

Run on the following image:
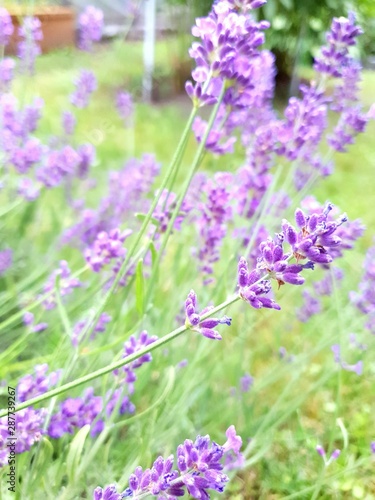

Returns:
9,6,75,21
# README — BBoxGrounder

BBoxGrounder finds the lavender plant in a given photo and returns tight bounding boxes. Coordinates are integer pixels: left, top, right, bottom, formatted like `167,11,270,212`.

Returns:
0,1,374,498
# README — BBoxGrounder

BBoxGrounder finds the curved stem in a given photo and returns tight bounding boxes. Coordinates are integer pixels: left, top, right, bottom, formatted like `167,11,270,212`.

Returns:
146,85,226,302
0,293,239,417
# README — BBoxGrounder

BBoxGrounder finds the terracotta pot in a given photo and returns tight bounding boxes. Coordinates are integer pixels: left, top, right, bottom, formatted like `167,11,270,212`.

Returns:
6,6,75,55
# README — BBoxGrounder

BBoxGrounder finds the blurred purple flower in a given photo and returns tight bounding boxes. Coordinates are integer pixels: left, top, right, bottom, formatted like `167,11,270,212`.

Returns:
17,16,43,74
0,7,14,46
185,290,231,340
70,70,97,108
78,6,104,51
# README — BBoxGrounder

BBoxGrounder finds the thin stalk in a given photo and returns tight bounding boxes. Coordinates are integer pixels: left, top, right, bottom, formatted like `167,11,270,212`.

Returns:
79,105,199,342
145,85,226,302
0,293,239,417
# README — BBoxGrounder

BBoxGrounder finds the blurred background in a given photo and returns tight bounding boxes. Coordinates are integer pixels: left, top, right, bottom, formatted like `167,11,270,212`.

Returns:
4,0,375,101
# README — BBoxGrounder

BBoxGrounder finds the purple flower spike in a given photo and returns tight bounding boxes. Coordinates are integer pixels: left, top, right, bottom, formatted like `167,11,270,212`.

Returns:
237,256,280,310
17,17,43,74
78,6,103,52
70,70,97,108
316,445,326,457
85,228,132,273
330,449,341,460
314,13,363,78
184,291,231,340
0,8,14,46
371,442,375,455
115,425,242,498
93,485,123,500
0,249,12,276
0,408,47,466
17,364,61,402
41,260,83,310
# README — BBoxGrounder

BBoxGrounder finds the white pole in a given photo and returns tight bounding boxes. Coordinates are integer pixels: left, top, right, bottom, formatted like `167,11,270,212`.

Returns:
143,0,156,102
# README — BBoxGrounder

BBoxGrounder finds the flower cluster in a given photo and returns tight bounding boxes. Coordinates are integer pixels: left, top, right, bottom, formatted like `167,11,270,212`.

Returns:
70,70,97,109
101,425,243,499
115,331,158,394
0,408,47,467
48,387,103,439
63,154,160,247
17,364,61,402
350,239,375,335
0,58,15,92
331,344,363,375
185,290,231,340
72,312,112,347
282,203,347,265
78,6,104,51
17,16,43,74
42,260,82,310
0,8,13,46
316,445,341,466
151,189,191,243
186,1,269,108
192,172,233,278
84,228,132,273
237,202,353,311
116,91,134,126
0,248,13,276
314,13,363,78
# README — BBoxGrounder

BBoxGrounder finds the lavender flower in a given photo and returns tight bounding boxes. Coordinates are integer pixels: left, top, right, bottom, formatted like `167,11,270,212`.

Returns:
186,2,269,108
331,344,363,375
316,445,341,466
0,58,16,92
17,16,43,74
282,203,348,265
328,106,368,152
115,331,158,393
78,6,104,51
48,387,103,439
185,290,231,340
192,172,233,278
240,373,253,392
151,189,191,242
0,408,46,467
116,91,134,126
84,228,132,273
0,8,13,46
93,485,123,500
371,442,375,455
63,154,160,247
72,312,112,347
296,290,321,322
42,260,82,310
0,249,12,276
237,257,280,310
23,312,48,333
62,110,76,136
349,239,375,334
118,425,243,498
18,177,41,201
17,364,61,402
314,13,363,78
70,70,97,108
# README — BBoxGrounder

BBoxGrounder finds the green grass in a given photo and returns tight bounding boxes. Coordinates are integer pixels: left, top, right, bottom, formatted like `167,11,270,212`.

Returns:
1,38,375,500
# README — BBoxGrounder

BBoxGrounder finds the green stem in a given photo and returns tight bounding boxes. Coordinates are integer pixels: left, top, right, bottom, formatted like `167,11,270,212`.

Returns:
0,294,239,417
146,85,226,301
80,105,199,341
